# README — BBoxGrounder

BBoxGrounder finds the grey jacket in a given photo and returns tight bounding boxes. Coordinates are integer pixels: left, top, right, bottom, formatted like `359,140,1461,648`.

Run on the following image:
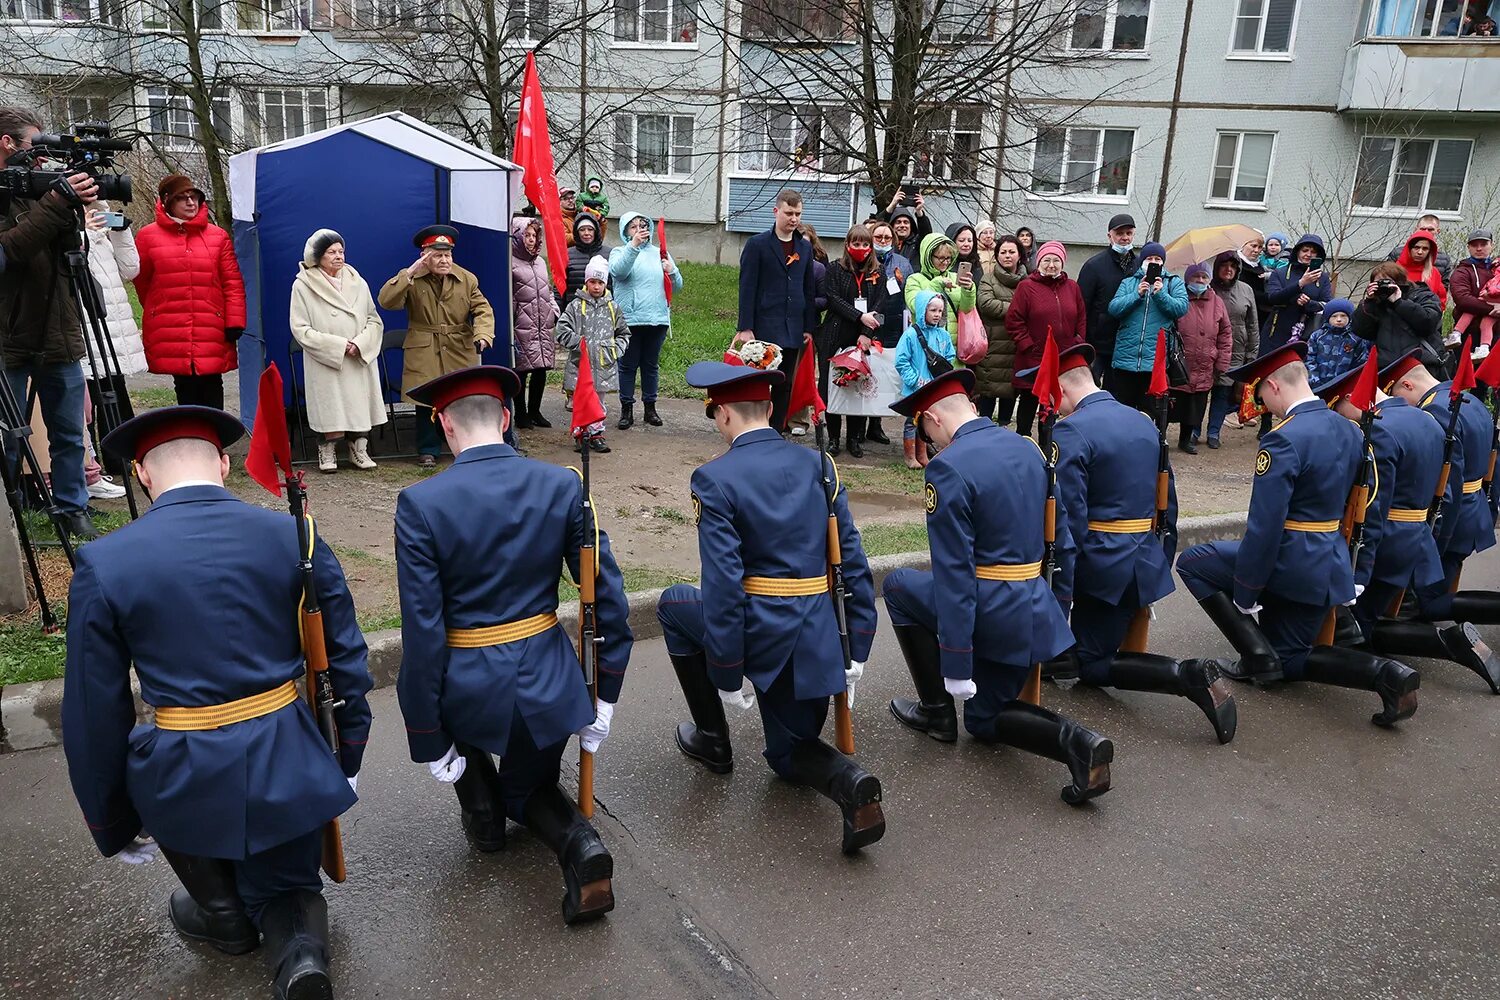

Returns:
1213,278,1259,386
556,290,630,393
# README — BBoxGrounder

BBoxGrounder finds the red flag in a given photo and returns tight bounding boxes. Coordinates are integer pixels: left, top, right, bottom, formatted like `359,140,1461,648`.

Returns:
570,341,606,436
245,364,292,496
1453,346,1477,399
1030,327,1060,415
785,333,826,428
1477,344,1500,389
1147,328,1169,397
512,52,567,294
1348,346,1380,412
657,217,673,306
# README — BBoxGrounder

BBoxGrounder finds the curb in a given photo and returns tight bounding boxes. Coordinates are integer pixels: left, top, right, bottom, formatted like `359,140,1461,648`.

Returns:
1,512,1247,753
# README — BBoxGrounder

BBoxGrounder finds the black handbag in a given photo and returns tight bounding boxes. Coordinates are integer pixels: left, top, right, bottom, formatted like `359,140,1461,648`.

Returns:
1164,326,1189,388
920,337,954,377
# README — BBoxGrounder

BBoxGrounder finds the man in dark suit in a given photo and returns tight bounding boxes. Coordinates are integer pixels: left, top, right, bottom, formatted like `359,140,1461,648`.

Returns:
735,189,821,431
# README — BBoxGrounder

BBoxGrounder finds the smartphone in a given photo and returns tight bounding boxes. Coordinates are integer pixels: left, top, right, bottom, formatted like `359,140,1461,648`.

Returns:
957,261,972,281
1309,257,1325,273
1145,261,1163,283
900,180,920,200
101,211,127,230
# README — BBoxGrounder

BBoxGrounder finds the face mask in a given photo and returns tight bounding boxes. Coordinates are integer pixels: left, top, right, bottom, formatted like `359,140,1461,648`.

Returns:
874,242,893,258
1187,282,1209,295
848,246,871,263
1111,242,1133,254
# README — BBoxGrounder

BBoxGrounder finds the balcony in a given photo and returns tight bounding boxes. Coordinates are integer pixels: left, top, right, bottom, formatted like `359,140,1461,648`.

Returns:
1340,37,1500,115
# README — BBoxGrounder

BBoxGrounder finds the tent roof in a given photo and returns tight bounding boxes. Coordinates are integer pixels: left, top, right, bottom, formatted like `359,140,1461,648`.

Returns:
230,112,521,224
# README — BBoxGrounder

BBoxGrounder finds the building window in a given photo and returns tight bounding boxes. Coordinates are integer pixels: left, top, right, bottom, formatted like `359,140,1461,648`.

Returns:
1368,0,1485,38
910,107,982,183
1230,0,1297,52
743,0,852,41
928,0,994,43
55,94,113,129
1030,126,1134,198
246,89,328,145
342,0,413,29
1209,131,1274,204
1,0,123,22
141,0,223,30
613,0,696,43
737,104,851,175
147,86,233,150
505,0,547,40
613,113,694,177
1070,0,1150,51
238,0,312,31
1352,136,1472,213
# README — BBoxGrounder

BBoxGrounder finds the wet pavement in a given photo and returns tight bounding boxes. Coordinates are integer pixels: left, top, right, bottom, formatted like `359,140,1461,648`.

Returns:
4,553,1500,999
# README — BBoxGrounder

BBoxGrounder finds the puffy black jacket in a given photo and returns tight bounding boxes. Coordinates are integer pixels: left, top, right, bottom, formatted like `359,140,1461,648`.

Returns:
1075,246,1137,364
1350,280,1445,372
562,213,610,307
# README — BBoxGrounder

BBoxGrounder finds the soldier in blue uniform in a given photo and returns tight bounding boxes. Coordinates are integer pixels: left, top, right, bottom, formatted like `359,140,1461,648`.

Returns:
1032,345,1236,743
395,366,632,924
881,369,1115,804
657,361,885,854
1175,343,1421,726
64,406,373,1000
1383,352,1500,625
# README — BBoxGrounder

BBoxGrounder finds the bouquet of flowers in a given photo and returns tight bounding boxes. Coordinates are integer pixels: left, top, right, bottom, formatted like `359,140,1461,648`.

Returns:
725,337,783,370
830,346,873,391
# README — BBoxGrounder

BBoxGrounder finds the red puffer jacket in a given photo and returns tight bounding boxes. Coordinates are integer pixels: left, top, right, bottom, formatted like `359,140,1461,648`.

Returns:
133,201,246,376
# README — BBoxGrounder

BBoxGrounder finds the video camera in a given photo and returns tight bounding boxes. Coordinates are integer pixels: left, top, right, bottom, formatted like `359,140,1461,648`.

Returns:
0,121,133,208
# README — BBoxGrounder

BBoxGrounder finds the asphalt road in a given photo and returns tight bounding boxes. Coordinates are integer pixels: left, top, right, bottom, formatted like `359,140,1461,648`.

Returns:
5,554,1500,1000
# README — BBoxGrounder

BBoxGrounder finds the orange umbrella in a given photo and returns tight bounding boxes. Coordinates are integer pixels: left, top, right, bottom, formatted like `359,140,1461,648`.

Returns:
1164,224,1261,272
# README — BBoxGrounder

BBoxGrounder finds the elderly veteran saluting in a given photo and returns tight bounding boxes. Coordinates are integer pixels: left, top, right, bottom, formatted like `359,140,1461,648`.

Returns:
378,225,496,468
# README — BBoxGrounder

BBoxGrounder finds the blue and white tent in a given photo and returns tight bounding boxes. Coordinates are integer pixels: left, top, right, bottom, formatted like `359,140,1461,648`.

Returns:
229,112,522,425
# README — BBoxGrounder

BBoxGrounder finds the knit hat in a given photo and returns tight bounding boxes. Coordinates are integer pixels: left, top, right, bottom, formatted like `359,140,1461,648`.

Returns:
303,229,344,266
1140,241,1167,261
585,255,609,283
1184,262,1210,282
1325,298,1355,320
976,219,996,237
1267,231,1290,247
158,174,205,204
1035,240,1067,266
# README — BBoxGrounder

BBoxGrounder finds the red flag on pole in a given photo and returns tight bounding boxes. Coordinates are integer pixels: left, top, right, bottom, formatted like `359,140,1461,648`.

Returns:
1347,346,1380,412
785,333,826,428
245,364,293,496
1476,343,1500,389
1030,327,1061,416
657,217,673,305
570,342,606,436
1147,328,1169,397
512,52,567,295
1453,346,1478,398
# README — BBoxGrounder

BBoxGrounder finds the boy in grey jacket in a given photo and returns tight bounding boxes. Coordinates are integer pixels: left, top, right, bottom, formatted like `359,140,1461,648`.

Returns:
556,256,631,453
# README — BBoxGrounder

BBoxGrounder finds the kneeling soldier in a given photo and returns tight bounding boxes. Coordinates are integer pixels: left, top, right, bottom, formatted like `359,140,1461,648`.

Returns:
882,370,1114,804
657,362,885,854
395,366,632,924
64,406,374,1000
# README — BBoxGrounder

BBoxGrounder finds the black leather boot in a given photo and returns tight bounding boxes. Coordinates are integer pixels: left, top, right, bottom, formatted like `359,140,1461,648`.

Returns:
643,401,663,426
523,785,615,925
1301,645,1420,727
452,743,507,851
1041,648,1081,682
1197,591,1283,683
889,623,958,741
978,701,1113,805
260,890,332,1000
1370,619,1500,694
616,402,634,430
845,429,863,459
865,420,890,445
786,739,886,854
669,650,733,772
1448,591,1500,624
161,848,260,955
1110,652,1237,744
1334,604,1365,646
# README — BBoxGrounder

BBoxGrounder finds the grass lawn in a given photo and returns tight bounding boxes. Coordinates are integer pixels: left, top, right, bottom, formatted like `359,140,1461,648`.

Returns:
658,261,739,398
0,608,68,686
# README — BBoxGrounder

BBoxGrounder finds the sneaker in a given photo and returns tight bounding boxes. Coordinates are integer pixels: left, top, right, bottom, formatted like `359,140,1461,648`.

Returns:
87,476,126,500
790,426,806,437
1473,344,1491,362
1445,331,1462,348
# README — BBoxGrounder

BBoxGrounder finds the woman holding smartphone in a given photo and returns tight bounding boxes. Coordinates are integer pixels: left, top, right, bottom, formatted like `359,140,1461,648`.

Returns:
1106,241,1190,412
1263,234,1332,355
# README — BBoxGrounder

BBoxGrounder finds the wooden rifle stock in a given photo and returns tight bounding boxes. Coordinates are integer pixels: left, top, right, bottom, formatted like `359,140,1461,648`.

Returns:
301,607,346,883
1020,494,1056,706
577,541,597,818
827,515,855,755
1122,468,1172,654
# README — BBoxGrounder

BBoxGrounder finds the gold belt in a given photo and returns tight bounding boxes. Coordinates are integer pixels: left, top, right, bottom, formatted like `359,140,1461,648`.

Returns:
976,561,1043,581
446,612,558,648
1388,508,1429,522
1463,479,1485,495
153,680,299,732
1284,519,1339,532
743,576,829,596
1087,518,1153,534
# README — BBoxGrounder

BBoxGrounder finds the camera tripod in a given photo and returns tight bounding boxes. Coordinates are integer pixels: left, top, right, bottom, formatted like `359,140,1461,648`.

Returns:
0,365,73,632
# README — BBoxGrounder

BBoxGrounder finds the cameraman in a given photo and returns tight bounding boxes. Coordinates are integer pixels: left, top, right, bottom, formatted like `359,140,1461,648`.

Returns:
1350,261,1445,376
0,106,99,539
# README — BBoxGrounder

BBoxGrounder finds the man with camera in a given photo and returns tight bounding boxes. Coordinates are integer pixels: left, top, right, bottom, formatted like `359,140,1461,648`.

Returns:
0,106,100,539
1350,261,1445,377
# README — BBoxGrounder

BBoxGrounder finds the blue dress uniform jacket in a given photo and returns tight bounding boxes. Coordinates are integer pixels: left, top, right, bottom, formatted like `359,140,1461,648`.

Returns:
1420,382,1497,562
395,443,632,763
1357,397,1447,595
692,427,876,698
62,486,373,860
1053,391,1177,606
923,419,1075,678
1232,398,1363,610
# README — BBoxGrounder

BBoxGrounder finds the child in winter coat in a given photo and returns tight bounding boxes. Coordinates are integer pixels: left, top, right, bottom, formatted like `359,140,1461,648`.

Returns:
1457,269,1500,360
894,290,956,468
555,256,631,453
1305,299,1368,385
577,175,611,219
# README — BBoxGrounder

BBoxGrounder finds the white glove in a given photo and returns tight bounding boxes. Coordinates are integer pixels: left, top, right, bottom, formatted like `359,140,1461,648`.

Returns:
1236,602,1263,623
347,775,359,794
718,683,756,712
1345,584,1366,608
944,677,977,701
427,744,467,784
844,660,865,710
117,837,158,866
578,700,615,754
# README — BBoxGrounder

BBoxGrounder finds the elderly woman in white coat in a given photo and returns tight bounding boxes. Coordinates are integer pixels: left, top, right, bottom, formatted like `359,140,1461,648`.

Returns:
290,229,387,472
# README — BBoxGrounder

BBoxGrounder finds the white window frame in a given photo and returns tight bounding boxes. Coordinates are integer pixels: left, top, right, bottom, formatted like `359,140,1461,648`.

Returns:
1,0,123,23
145,85,234,152
339,0,416,31
611,0,699,48
733,102,855,178
927,0,995,44
1066,0,1153,56
1364,0,1483,39
1350,134,1473,218
235,0,312,33
1205,130,1276,209
612,112,696,182
140,0,226,32
1027,125,1136,203
245,88,330,145
54,93,114,129
909,106,984,184
1226,0,1300,59
503,0,548,44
